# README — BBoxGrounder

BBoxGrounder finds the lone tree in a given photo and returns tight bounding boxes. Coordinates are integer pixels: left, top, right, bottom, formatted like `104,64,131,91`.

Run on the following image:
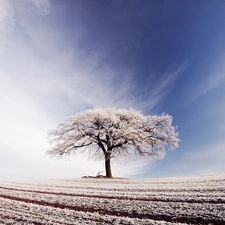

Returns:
47,108,179,178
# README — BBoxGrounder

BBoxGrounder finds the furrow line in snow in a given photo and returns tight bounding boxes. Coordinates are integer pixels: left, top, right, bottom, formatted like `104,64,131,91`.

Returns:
0,215,43,225
0,185,224,204
1,183,224,193
0,197,189,225
0,194,224,225
0,205,98,225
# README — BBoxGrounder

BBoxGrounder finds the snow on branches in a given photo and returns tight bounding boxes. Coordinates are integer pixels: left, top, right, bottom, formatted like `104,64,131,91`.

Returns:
47,108,179,177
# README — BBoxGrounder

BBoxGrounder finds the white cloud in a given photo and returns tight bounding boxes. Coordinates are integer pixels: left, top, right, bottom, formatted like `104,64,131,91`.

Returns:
113,158,150,178
0,1,141,179
0,0,15,34
191,56,225,101
139,61,187,111
30,0,50,14
0,1,189,179
0,0,15,54
177,140,225,176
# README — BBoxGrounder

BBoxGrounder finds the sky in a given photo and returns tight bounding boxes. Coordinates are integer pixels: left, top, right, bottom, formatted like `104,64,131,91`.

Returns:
1,0,225,179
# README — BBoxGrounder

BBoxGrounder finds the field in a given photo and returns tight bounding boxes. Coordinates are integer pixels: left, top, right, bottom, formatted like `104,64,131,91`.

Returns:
0,174,225,225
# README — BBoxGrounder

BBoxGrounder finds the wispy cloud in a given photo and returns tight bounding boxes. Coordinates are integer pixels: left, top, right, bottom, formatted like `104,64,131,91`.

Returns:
191,56,225,101
149,138,225,178
30,0,50,14
0,1,191,178
138,61,187,112
0,0,141,178
113,158,150,178
0,0,14,33
1,0,187,118
184,140,225,176
0,0,134,114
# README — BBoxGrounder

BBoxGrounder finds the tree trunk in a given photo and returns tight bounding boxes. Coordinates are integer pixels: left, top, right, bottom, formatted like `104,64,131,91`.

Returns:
105,152,112,178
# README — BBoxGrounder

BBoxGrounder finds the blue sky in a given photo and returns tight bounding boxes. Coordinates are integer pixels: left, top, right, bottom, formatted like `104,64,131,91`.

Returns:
1,0,225,179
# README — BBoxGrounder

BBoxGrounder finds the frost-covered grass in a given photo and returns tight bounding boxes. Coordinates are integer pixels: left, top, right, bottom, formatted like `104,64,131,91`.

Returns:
0,174,225,224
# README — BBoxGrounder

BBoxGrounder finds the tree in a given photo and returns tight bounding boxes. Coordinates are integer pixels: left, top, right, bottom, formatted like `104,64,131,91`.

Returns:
47,108,179,178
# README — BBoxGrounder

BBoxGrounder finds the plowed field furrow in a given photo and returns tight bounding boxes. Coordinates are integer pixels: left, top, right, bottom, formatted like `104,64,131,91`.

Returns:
1,175,225,225
0,215,44,225
0,194,224,225
2,184,224,193
0,197,188,225
0,204,102,225
0,186,224,204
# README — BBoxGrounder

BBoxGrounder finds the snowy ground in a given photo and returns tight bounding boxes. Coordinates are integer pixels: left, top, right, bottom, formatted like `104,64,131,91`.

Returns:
0,174,225,225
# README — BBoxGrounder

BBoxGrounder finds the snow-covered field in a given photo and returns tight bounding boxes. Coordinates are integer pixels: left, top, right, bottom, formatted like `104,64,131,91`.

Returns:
0,174,225,225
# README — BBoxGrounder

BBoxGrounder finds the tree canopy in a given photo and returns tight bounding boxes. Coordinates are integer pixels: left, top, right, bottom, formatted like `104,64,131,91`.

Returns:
47,108,179,178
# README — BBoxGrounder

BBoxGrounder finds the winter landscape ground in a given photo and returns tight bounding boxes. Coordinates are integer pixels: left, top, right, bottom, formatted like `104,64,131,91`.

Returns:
0,174,224,225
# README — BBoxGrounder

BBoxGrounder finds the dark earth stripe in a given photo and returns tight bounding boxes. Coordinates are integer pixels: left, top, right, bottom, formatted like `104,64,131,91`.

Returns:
0,186,224,204
0,194,224,225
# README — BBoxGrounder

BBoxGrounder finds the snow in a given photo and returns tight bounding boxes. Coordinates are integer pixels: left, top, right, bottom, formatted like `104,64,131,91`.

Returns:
47,108,179,161
0,174,225,224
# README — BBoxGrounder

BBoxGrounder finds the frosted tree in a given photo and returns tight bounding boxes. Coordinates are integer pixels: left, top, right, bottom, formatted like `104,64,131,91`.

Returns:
47,108,179,178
